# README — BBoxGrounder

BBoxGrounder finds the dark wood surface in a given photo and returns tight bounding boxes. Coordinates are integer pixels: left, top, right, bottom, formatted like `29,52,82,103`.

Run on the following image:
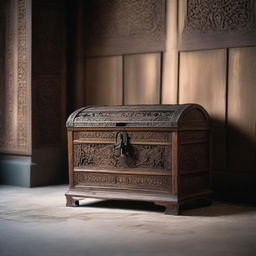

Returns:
66,104,212,215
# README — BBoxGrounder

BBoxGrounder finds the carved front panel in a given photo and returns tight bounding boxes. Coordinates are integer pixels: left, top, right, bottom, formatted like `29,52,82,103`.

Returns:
74,172,171,192
179,143,209,173
74,131,170,143
74,143,171,170
84,0,166,56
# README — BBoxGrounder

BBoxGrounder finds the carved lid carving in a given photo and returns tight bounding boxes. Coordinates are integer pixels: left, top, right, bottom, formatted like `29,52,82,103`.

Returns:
66,104,209,128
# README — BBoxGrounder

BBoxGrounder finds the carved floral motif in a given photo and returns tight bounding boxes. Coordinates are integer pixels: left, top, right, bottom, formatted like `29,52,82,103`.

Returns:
184,0,256,34
74,131,169,142
0,0,30,153
74,143,170,170
74,172,170,191
17,0,28,149
87,0,165,40
73,111,174,127
85,0,166,55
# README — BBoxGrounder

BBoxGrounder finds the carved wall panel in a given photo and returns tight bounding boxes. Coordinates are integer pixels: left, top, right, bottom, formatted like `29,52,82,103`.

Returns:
84,0,166,56
74,172,171,192
32,0,66,147
0,0,31,155
32,78,62,146
32,0,64,76
17,0,31,150
0,0,6,147
180,0,256,50
74,143,171,170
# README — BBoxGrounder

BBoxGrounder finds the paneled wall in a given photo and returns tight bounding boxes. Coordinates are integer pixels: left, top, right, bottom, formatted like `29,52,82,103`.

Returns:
0,0,255,197
0,0,67,187
76,0,256,202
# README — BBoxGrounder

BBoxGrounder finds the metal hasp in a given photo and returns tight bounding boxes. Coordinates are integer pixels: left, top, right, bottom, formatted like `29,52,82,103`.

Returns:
114,131,128,157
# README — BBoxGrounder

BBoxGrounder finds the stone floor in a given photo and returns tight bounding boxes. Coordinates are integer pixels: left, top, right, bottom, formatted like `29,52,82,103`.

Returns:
0,185,256,256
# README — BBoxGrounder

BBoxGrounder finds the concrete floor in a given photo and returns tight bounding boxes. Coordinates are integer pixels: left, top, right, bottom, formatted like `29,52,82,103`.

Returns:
0,185,256,256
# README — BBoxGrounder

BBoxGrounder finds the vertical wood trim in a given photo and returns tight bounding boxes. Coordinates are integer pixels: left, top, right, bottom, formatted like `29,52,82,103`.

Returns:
177,51,180,104
122,55,125,105
161,0,178,104
159,51,163,104
172,132,179,195
68,130,74,188
75,0,85,108
225,48,229,168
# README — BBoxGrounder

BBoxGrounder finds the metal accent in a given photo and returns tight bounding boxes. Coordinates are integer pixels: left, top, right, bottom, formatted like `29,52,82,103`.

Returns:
114,132,128,157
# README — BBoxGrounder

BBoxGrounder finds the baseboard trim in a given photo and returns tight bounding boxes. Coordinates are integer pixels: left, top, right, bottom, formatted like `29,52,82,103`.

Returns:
0,155,33,187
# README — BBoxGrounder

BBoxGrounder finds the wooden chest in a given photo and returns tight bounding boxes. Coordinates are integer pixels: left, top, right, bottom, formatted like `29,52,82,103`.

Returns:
65,104,212,215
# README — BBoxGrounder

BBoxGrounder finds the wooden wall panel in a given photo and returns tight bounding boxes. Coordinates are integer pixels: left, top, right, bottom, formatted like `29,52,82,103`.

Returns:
124,53,161,104
228,47,256,171
179,0,256,50
32,0,66,148
85,56,123,105
162,0,178,104
0,0,5,147
179,49,227,169
84,0,166,56
0,0,32,155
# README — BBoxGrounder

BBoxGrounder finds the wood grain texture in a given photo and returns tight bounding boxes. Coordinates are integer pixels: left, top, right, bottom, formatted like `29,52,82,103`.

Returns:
85,56,123,105
179,49,227,169
32,0,66,147
124,53,161,104
0,0,32,155
162,0,178,104
179,0,256,50
228,47,256,171
84,0,166,56
68,131,74,188
66,105,211,214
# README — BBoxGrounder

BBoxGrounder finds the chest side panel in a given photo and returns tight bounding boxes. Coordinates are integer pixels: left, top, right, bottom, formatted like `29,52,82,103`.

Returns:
178,130,210,197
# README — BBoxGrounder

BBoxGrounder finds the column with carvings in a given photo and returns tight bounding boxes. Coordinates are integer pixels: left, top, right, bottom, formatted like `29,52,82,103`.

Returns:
0,0,67,186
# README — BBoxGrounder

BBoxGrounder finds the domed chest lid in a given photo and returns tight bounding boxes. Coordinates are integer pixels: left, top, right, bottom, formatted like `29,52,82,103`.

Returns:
66,104,209,128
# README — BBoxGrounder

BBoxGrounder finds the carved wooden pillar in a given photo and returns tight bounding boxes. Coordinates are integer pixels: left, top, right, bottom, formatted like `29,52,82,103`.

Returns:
0,0,67,186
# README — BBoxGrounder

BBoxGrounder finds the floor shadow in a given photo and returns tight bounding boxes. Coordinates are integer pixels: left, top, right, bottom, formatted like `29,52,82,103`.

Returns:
78,199,256,216
79,199,165,213
184,201,256,217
